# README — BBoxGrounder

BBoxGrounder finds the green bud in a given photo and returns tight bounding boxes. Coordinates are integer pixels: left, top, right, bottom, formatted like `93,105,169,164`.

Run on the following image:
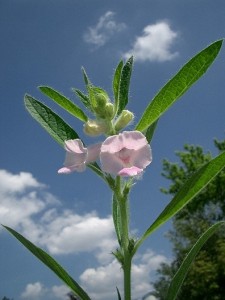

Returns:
104,103,114,120
114,110,134,131
90,87,109,118
83,119,108,136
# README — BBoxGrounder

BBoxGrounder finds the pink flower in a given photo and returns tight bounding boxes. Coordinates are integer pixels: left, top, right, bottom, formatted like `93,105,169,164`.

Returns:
100,131,152,176
58,139,101,174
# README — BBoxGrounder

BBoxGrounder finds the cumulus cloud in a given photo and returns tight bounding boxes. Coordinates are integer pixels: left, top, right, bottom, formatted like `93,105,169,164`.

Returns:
80,250,167,300
21,282,47,299
0,169,115,261
21,282,70,300
123,21,179,62
83,11,126,48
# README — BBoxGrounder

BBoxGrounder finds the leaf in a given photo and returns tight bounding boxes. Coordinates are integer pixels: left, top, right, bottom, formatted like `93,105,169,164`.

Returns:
3,225,91,300
136,40,223,132
72,88,91,110
82,67,91,87
116,287,122,300
144,120,158,143
117,56,133,115
113,60,123,115
133,150,225,254
39,86,88,122
24,94,79,147
167,221,225,300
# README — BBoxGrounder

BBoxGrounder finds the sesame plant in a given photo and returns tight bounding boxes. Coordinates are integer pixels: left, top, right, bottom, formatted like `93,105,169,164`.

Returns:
3,39,225,300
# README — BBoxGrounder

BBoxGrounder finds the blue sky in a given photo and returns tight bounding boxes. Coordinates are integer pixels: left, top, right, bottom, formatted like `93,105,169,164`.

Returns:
0,1,225,299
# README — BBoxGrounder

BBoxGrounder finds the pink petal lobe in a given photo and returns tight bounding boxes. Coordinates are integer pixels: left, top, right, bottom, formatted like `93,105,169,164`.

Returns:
86,143,102,163
118,166,143,177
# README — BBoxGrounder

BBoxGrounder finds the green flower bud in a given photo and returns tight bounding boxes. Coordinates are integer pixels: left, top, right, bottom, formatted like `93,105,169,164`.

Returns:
104,103,114,120
90,87,109,118
114,110,134,131
83,119,108,136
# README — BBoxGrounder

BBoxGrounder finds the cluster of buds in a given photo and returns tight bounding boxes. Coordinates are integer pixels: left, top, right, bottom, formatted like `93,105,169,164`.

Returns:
58,64,152,178
76,73,134,136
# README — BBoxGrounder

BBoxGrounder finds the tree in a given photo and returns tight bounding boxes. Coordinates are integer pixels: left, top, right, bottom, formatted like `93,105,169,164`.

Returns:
151,139,225,300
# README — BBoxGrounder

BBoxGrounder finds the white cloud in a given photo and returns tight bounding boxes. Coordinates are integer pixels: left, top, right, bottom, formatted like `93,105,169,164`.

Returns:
21,282,70,300
123,21,179,62
0,169,42,194
0,169,115,260
21,282,47,299
80,250,167,300
83,11,126,48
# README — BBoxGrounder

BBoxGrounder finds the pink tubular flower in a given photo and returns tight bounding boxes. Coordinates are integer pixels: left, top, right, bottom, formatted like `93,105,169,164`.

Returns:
100,131,152,177
58,139,101,174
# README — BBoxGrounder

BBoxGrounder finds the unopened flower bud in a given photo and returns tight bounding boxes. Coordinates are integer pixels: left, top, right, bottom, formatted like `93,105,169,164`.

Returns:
83,119,108,136
91,88,109,118
114,110,134,131
105,103,114,120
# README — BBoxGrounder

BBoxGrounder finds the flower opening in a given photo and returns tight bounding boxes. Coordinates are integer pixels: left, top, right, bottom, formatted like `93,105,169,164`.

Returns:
100,131,152,176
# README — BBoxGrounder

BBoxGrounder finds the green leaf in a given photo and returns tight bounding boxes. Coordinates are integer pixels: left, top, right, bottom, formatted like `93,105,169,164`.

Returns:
116,287,122,300
39,86,88,122
144,120,158,143
24,94,79,147
136,40,223,132
117,56,133,115
3,225,91,300
167,221,225,300
82,67,91,87
134,150,225,254
72,88,91,110
113,60,123,115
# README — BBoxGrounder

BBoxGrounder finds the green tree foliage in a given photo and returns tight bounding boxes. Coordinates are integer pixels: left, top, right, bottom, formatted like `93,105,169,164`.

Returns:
152,139,225,300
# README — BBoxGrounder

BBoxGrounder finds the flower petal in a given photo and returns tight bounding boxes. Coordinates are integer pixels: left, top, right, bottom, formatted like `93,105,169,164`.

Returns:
118,166,143,177
100,131,152,176
86,143,102,163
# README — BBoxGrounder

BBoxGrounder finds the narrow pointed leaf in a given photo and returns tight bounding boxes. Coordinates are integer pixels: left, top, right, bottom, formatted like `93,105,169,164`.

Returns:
134,150,225,253
24,94,79,147
39,86,88,122
136,40,223,132
113,60,123,115
117,56,133,115
167,221,225,300
3,225,91,300
116,287,122,300
72,88,91,109
144,120,158,143
82,67,92,87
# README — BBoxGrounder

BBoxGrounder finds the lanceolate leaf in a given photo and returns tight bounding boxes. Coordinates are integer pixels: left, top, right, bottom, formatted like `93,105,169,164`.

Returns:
24,94,79,147
117,56,133,115
113,60,123,115
167,221,225,300
3,226,91,300
144,120,158,143
39,86,88,122
72,88,91,110
133,150,225,254
136,40,223,132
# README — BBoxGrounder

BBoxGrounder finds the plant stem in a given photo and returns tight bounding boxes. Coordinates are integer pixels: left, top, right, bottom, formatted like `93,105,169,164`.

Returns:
115,177,132,300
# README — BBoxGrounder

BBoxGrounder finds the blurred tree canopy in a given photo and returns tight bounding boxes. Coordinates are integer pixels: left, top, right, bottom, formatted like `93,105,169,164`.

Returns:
151,138,225,300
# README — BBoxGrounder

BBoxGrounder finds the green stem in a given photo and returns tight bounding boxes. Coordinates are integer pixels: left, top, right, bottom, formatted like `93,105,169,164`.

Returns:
115,177,132,300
